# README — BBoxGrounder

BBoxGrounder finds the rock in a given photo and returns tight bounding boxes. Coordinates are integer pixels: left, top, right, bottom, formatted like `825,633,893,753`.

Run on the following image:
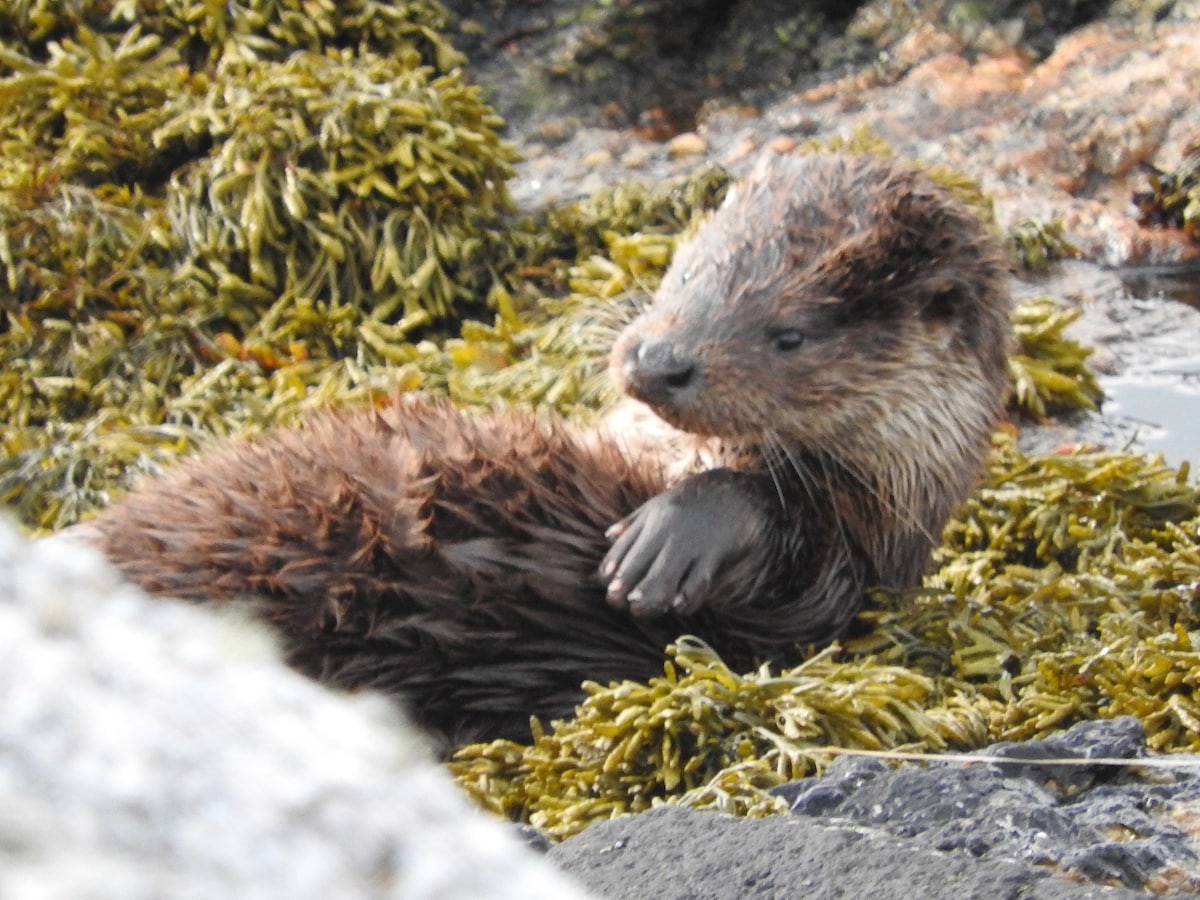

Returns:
551,805,1156,900
499,11,1200,268
552,718,1200,899
0,518,593,900
776,719,1200,889
449,0,852,137
666,132,707,157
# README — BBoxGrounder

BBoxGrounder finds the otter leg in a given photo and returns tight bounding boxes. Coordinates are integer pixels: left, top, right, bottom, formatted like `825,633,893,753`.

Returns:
600,468,781,617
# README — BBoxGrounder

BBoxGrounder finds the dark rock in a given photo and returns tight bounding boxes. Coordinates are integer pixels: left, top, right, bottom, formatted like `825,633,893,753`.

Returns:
446,0,861,136
771,755,892,809
550,804,1157,900
775,718,1200,891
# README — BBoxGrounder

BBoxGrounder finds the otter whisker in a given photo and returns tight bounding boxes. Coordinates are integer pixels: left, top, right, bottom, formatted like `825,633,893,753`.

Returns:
808,446,857,563
759,431,791,513
823,444,942,552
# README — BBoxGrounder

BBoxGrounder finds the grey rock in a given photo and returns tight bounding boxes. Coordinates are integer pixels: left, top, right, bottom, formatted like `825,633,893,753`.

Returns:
550,804,1152,900
776,717,1200,893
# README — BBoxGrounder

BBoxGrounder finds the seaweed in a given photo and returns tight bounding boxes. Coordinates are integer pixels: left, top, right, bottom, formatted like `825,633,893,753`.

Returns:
1008,297,1103,418
451,639,989,839
0,27,197,187
1008,218,1084,271
1134,136,1200,241
0,0,461,72
543,164,731,263
0,3,520,529
157,49,518,327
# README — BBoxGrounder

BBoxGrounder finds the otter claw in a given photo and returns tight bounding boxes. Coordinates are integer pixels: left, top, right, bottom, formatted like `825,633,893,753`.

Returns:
600,470,769,619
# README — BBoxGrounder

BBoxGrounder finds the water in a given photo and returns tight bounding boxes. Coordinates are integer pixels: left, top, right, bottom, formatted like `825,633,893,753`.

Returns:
1100,360,1200,470
1095,263,1200,470
1115,262,1200,310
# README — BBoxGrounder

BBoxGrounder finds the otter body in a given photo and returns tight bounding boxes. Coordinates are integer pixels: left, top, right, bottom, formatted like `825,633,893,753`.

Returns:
81,154,1011,745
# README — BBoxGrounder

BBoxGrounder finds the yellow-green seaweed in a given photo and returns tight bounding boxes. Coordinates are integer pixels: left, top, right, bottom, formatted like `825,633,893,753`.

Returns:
0,3,520,529
1135,135,1200,241
1008,218,1084,271
0,0,460,72
451,638,990,840
158,48,518,326
1008,297,1103,418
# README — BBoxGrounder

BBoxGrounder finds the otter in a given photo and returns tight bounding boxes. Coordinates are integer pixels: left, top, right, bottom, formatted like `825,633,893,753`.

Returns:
74,153,1011,746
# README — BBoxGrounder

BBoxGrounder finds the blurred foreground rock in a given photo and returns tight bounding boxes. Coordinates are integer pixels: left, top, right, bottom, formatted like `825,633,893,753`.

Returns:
0,518,593,900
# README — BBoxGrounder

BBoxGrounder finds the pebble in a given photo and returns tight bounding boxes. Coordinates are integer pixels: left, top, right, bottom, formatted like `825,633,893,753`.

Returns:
666,132,707,157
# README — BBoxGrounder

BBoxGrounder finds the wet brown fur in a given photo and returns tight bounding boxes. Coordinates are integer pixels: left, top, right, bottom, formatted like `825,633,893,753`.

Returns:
81,154,1012,745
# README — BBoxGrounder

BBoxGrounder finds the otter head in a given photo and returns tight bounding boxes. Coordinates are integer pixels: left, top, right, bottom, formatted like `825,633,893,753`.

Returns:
610,153,1011,460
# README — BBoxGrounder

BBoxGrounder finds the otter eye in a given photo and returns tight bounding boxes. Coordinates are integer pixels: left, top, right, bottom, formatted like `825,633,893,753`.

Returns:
771,329,805,352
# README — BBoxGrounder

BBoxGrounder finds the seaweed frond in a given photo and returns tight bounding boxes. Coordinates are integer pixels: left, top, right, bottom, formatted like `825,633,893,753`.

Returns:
1008,218,1083,270
450,638,989,840
1008,297,1103,418
1135,136,1200,241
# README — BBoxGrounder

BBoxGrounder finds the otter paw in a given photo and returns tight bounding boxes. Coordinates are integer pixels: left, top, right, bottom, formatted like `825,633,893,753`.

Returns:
600,472,768,618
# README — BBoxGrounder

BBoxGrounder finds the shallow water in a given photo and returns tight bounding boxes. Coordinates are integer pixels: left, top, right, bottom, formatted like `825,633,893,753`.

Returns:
1100,361,1200,471
1093,265,1200,470
1115,263,1200,310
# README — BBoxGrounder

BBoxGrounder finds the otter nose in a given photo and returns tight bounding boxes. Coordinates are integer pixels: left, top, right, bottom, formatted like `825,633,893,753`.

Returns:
623,339,698,405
